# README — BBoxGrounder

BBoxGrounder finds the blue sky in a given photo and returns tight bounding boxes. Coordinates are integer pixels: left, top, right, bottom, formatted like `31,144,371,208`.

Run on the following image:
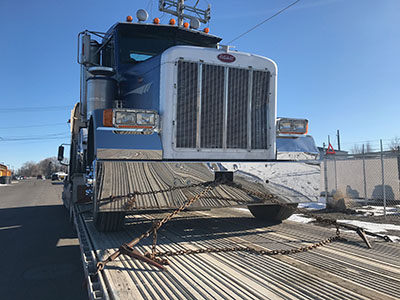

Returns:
1,0,399,169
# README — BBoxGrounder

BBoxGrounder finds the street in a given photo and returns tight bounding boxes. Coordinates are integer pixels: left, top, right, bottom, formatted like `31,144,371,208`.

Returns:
0,179,88,300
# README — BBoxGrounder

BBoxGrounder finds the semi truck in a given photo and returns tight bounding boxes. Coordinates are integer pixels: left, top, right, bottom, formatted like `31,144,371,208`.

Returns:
59,0,320,232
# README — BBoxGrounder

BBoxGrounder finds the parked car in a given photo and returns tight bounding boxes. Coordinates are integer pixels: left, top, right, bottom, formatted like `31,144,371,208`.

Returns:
36,175,43,179
51,174,59,181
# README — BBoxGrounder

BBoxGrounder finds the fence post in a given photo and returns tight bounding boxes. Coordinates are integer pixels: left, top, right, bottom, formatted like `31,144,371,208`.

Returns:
380,139,386,217
324,153,328,204
334,155,338,192
362,144,368,205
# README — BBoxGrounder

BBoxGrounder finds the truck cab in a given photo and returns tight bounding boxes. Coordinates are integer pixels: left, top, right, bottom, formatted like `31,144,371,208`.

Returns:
61,9,319,232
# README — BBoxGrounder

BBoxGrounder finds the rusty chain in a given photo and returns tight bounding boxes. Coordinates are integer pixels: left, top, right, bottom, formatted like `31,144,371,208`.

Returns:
96,178,393,273
96,181,216,272
145,234,344,260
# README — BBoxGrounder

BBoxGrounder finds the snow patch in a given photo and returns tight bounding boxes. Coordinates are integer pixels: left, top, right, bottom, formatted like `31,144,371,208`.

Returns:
288,214,314,223
356,205,400,217
337,219,400,234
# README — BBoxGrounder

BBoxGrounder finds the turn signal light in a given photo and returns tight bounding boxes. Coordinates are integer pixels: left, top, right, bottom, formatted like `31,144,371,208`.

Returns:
103,109,113,127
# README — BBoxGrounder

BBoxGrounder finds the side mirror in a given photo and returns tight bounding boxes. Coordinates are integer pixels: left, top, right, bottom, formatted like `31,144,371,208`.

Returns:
57,146,64,161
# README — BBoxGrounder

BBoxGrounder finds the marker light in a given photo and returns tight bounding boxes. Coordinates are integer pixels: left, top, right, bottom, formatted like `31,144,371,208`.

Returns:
203,27,210,34
103,109,113,127
126,16,133,22
153,17,160,24
183,22,189,28
190,18,200,29
169,18,176,25
136,9,149,22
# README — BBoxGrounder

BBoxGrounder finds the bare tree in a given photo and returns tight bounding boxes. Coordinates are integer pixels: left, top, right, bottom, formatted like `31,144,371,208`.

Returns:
17,157,67,177
364,141,373,153
18,161,39,177
388,136,400,151
350,144,362,154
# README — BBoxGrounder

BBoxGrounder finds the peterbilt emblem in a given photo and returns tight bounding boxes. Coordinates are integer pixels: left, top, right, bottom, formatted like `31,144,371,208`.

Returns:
217,53,236,63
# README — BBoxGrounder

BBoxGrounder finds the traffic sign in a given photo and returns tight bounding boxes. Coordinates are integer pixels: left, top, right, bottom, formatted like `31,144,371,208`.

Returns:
326,143,336,155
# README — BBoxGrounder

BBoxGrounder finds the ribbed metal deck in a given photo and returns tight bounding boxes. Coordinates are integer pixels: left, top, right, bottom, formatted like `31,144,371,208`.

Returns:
78,206,400,300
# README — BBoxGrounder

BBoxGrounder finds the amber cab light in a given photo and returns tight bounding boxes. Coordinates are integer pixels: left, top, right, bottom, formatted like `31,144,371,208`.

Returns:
103,109,113,127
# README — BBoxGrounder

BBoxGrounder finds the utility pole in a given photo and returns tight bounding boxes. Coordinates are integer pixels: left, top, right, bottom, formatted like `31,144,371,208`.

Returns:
337,129,341,151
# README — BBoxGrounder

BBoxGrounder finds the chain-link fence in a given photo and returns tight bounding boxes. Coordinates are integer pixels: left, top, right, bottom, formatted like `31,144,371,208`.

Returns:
321,150,400,217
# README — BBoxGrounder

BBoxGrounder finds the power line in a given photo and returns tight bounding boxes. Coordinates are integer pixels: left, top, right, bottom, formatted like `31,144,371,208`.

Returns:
0,136,70,142
0,132,69,141
0,105,71,113
227,0,301,45
0,122,68,129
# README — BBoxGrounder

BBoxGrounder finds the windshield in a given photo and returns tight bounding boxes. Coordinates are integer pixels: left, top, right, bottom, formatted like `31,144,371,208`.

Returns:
117,24,220,64
119,36,176,63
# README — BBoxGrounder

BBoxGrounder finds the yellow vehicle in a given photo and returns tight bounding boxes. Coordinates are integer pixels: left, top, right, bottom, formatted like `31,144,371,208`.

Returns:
0,164,11,184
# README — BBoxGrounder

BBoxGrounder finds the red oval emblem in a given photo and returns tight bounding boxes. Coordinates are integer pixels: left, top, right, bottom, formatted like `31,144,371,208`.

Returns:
217,53,236,63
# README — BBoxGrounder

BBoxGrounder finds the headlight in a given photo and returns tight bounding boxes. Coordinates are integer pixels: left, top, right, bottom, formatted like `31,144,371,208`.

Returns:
277,118,308,135
106,109,159,131
136,112,155,125
115,111,136,125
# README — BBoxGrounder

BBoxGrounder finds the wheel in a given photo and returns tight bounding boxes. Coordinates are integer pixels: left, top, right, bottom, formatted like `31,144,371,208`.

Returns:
94,212,125,232
248,204,298,222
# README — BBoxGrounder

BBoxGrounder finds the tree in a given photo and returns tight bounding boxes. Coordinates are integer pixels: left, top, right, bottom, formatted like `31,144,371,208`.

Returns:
351,142,373,154
364,141,373,153
17,157,67,177
350,144,362,154
388,136,400,152
18,161,39,177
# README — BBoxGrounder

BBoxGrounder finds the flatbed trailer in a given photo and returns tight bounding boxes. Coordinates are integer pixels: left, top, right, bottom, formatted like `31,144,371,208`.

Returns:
73,203,400,300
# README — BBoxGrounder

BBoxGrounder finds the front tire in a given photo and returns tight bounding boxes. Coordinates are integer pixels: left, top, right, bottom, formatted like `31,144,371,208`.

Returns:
248,204,298,222
94,212,125,232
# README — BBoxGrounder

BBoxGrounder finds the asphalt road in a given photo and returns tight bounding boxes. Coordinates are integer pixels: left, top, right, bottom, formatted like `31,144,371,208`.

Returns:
0,179,88,300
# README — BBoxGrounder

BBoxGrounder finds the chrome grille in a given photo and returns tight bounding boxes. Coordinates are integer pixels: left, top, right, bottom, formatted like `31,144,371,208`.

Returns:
176,61,198,148
176,60,270,150
251,71,270,149
201,64,224,148
227,68,249,149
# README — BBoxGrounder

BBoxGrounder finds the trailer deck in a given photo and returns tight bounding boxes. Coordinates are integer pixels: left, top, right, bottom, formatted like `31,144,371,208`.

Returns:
75,205,400,300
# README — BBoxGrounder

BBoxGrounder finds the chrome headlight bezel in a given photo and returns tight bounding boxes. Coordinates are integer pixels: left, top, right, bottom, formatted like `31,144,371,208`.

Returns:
276,118,308,135
112,109,159,132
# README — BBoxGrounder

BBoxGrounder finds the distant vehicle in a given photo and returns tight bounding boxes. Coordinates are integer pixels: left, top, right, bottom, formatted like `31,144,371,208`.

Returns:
36,175,43,179
51,174,59,181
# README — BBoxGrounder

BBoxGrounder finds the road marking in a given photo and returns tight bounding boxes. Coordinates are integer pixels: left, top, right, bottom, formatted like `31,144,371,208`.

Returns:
56,238,79,247
0,225,22,231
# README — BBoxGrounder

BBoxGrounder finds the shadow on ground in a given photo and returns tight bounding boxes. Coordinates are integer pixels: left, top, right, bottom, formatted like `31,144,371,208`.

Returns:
0,205,88,300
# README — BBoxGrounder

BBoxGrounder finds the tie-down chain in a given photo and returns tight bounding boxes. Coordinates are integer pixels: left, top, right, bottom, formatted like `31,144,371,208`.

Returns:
96,180,392,274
